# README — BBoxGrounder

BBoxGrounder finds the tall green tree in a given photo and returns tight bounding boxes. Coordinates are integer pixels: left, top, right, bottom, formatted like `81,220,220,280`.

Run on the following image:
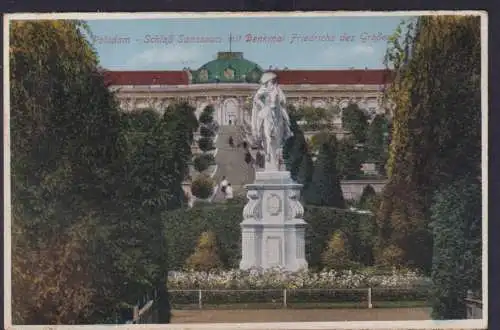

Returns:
283,105,313,185
10,20,129,324
336,138,363,179
359,185,377,209
304,143,345,208
376,16,481,272
99,102,197,324
366,114,390,174
296,153,314,191
430,177,482,319
309,131,336,154
341,103,369,143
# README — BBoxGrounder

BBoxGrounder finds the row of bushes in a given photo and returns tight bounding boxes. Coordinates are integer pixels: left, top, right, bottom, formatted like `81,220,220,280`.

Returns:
161,203,377,271
193,153,216,172
197,105,217,152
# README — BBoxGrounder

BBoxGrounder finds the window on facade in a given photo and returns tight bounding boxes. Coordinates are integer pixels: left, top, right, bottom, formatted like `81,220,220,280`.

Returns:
224,67,235,80
199,69,209,82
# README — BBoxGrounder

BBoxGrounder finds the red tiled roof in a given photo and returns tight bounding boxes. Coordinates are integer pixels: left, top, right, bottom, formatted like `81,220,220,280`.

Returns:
275,69,394,85
103,71,189,86
103,69,393,86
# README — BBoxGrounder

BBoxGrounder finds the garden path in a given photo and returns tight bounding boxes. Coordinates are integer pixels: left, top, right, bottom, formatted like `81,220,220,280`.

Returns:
212,125,255,202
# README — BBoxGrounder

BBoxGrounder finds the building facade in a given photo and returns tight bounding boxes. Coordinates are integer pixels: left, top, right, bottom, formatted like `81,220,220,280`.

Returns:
104,51,393,127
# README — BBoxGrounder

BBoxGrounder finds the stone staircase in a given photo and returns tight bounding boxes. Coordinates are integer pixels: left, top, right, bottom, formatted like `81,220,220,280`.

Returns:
212,125,255,202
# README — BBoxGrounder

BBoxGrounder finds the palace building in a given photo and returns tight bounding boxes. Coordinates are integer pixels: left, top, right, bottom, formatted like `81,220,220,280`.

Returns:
104,51,393,127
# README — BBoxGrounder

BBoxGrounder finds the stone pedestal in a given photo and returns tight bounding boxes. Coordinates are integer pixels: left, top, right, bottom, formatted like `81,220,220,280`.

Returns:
239,170,308,272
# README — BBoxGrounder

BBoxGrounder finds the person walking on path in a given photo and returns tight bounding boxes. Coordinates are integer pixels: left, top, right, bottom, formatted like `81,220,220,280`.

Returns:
220,176,228,197
228,136,234,147
225,183,234,200
244,150,253,166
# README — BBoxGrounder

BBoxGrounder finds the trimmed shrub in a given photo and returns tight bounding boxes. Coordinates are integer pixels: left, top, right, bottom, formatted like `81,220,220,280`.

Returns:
193,154,215,173
321,230,354,270
198,106,215,125
341,103,369,143
200,125,215,138
185,231,222,271
377,245,405,268
359,185,377,209
198,137,215,152
190,175,214,199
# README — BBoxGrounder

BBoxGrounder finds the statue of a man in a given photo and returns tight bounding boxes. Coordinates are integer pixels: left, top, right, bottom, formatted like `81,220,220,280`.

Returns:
250,72,293,170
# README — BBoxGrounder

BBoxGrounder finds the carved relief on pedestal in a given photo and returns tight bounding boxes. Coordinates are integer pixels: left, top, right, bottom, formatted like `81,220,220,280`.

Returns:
266,193,283,216
243,189,262,220
287,190,304,221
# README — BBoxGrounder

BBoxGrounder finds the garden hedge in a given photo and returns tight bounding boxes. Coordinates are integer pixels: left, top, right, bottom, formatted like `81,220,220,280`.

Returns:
197,137,215,152
200,126,215,138
193,154,215,172
161,203,375,270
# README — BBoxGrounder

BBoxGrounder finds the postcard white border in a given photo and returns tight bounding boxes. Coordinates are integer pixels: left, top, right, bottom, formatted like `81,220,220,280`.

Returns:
3,11,488,330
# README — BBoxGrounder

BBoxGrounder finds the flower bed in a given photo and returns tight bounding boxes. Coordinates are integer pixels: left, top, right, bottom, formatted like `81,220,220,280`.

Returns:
167,268,432,308
168,267,431,290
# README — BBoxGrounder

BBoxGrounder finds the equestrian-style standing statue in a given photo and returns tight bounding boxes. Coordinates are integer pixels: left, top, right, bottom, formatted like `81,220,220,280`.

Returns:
241,72,307,272
250,72,293,171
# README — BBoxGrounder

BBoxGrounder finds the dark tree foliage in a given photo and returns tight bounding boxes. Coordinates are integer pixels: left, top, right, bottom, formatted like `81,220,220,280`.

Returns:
365,114,390,169
359,185,377,209
10,20,130,324
198,137,215,152
200,125,215,138
122,109,161,132
376,16,481,272
336,138,363,179
283,105,314,186
304,143,345,208
430,177,481,320
10,20,199,324
296,152,314,191
193,154,215,172
198,105,215,125
341,103,369,143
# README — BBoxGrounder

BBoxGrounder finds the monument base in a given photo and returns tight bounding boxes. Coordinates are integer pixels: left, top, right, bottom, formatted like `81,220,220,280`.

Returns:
239,170,308,272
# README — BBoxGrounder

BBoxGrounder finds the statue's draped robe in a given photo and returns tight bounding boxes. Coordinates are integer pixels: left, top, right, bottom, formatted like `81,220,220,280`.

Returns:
250,84,293,148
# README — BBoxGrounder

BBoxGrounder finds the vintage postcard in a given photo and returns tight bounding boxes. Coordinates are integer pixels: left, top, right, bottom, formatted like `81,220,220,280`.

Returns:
4,11,487,329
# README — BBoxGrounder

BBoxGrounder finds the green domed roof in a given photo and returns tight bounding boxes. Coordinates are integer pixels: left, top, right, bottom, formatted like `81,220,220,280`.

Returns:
191,52,263,84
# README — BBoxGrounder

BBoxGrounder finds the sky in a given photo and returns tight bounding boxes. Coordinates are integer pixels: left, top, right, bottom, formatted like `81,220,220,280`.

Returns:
85,15,412,71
